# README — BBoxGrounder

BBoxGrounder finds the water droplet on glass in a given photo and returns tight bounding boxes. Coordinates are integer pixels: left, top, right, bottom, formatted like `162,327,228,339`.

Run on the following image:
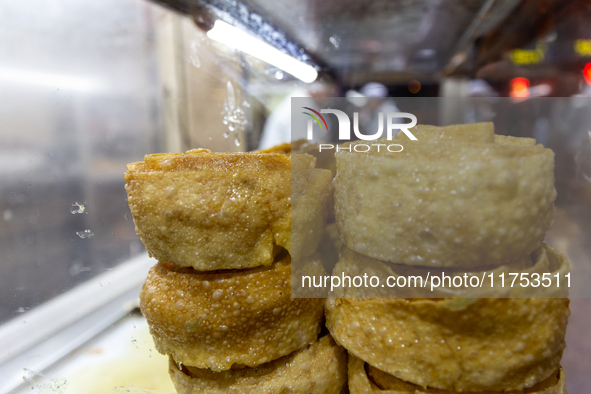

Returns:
221,80,246,147
17,307,25,313
70,202,85,214
3,210,13,221
242,100,251,108
226,81,236,111
274,70,284,80
329,35,340,48
234,137,241,146
575,130,591,183
189,41,201,68
76,230,94,239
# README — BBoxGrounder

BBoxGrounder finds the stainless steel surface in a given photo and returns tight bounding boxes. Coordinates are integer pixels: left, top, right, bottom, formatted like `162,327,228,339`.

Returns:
0,0,162,325
0,253,154,394
149,0,522,83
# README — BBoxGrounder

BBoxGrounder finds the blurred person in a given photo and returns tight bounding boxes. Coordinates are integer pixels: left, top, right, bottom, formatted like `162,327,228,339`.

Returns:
356,83,401,137
258,82,338,149
465,79,499,124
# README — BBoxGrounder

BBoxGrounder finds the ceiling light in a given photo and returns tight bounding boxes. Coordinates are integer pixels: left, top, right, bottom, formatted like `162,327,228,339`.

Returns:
207,20,318,83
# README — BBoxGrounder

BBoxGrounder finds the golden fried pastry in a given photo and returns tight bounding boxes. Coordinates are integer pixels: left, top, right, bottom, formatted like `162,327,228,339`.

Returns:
330,244,570,298
140,254,324,371
125,149,330,270
256,141,294,154
348,356,566,394
293,141,338,222
125,149,290,270
325,297,569,392
291,152,317,169
334,129,556,268
292,162,333,261
169,335,348,394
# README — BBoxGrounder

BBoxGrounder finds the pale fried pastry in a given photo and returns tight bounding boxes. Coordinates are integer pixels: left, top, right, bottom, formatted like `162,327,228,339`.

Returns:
330,243,570,298
140,254,324,371
326,297,569,392
315,222,343,274
348,355,566,394
293,140,338,177
335,126,556,268
494,135,537,147
293,141,338,223
396,123,496,144
292,164,333,261
169,335,348,394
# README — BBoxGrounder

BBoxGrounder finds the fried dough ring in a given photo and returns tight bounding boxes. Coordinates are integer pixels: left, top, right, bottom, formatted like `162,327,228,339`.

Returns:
330,244,570,298
325,297,569,392
348,356,566,394
334,130,556,268
140,254,325,371
125,149,330,270
169,335,348,394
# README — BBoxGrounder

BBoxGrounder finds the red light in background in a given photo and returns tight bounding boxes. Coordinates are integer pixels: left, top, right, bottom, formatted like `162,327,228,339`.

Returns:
510,77,530,99
584,63,591,85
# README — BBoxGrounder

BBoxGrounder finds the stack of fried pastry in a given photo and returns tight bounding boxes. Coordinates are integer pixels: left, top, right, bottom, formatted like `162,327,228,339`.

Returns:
125,146,347,393
326,123,570,393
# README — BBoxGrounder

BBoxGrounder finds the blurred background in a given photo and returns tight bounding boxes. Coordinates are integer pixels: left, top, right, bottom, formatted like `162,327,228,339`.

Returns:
0,0,590,391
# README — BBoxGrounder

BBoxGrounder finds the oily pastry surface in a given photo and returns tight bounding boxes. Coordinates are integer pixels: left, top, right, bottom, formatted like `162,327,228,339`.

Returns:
335,126,556,268
330,243,570,298
140,254,324,371
125,149,291,270
348,355,566,394
169,335,348,394
125,149,330,270
326,297,569,392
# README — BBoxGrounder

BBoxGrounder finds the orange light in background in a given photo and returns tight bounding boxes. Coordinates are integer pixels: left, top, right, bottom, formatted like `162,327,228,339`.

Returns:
408,80,421,94
510,77,530,99
584,63,591,85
